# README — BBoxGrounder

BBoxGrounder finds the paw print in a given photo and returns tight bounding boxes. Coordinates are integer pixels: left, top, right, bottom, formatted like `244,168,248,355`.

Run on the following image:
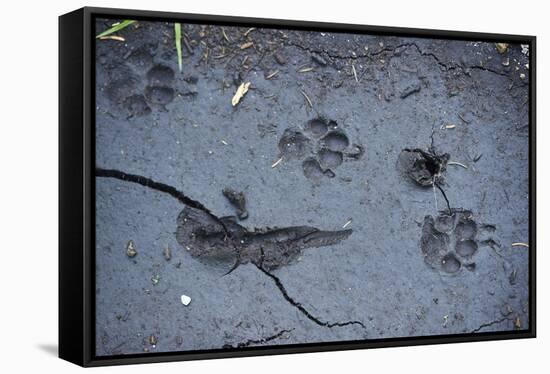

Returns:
420,209,495,274
105,62,178,118
277,117,363,180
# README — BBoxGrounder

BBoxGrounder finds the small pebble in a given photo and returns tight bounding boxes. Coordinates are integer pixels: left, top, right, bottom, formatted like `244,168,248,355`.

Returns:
181,294,192,306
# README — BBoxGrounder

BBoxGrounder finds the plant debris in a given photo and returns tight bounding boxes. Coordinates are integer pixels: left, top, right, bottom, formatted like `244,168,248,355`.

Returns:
352,64,359,82
240,41,254,50
447,161,468,169
265,70,279,79
511,242,529,248
174,23,183,72
96,20,136,39
271,157,283,168
126,240,137,257
495,43,509,54
98,35,125,42
231,82,251,106
300,90,313,108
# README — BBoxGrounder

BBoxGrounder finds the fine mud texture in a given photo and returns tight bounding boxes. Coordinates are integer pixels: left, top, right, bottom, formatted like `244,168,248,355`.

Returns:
95,18,531,356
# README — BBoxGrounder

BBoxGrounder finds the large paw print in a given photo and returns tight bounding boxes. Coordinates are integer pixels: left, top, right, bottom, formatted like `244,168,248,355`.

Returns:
420,209,495,274
277,117,363,180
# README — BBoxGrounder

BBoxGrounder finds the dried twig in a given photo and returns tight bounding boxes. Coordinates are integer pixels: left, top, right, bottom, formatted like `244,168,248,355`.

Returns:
271,157,283,168
352,64,359,82
447,161,468,169
300,90,313,108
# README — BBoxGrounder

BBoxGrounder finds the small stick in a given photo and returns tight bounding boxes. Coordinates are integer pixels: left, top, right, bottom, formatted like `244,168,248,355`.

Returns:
222,28,231,42
300,90,313,108
447,161,468,169
342,219,352,229
244,27,256,37
99,35,125,41
352,64,359,82
512,242,529,248
266,70,279,79
271,157,283,168
298,67,314,73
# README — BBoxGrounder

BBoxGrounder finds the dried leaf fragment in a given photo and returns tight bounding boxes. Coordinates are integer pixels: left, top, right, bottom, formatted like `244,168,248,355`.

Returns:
231,82,251,106
126,240,137,257
99,35,126,42
240,41,253,50
495,43,509,54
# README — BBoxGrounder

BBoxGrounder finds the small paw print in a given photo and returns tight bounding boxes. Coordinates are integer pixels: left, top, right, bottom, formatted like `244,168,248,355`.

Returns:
277,117,363,181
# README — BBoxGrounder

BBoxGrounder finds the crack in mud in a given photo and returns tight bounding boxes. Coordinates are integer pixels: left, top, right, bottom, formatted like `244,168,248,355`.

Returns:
284,38,511,80
95,167,242,270
470,317,511,333
225,328,294,348
256,265,366,329
96,168,220,224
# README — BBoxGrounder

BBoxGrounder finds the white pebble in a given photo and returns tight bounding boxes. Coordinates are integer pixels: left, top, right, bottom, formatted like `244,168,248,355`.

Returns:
180,294,192,306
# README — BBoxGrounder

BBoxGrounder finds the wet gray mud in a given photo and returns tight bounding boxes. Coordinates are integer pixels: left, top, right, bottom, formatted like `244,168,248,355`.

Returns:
95,18,530,355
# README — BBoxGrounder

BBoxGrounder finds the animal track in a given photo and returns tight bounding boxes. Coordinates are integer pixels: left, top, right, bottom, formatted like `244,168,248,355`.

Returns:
104,58,180,118
176,206,352,273
420,209,495,274
277,117,363,181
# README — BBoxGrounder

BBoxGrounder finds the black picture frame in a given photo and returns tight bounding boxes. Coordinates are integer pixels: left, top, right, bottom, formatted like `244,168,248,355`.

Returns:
59,6,536,367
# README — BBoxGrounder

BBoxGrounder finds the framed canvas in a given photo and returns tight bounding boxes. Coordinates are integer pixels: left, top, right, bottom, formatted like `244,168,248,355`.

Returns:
59,7,536,367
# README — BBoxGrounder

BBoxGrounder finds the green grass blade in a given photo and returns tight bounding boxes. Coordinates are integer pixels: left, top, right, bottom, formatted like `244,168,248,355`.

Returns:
96,20,136,39
175,23,183,72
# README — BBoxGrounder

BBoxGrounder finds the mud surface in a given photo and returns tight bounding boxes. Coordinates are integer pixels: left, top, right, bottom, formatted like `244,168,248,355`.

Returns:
94,18,530,356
